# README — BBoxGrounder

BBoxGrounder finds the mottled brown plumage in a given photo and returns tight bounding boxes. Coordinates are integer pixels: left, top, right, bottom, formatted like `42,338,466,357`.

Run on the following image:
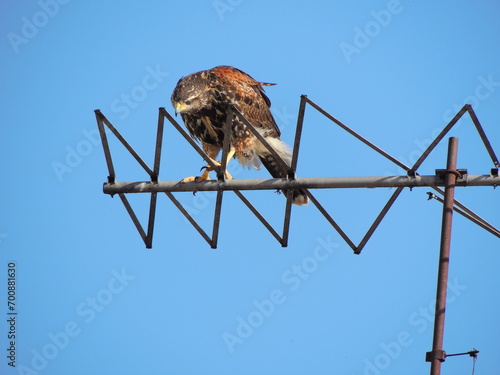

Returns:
171,65,308,205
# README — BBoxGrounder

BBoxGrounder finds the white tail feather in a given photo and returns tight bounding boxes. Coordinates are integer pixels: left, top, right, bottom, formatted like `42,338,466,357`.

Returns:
254,137,292,166
234,136,292,170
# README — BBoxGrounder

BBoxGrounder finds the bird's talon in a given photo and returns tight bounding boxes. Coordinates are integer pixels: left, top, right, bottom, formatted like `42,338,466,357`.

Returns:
194,175,211,182
181,171,212,183
181,176,196,183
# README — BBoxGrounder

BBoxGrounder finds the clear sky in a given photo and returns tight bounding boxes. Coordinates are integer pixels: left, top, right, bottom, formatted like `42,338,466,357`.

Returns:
1,1,499,374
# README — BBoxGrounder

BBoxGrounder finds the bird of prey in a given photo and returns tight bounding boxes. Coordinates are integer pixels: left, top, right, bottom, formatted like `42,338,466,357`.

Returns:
171,65,308,206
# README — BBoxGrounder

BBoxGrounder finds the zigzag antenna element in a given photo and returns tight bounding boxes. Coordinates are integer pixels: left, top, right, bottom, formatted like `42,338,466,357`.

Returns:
94,109,162,248
300,97,500,251
94,98,499,251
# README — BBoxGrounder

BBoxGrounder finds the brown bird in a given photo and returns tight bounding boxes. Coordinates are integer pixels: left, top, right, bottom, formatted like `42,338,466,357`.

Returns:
171,65,308,206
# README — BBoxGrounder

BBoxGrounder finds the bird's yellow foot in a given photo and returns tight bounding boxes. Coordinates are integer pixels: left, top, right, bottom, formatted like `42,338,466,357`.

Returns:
201,162,233,180
181,174,210,183
181,162,232,183
181,168,211,183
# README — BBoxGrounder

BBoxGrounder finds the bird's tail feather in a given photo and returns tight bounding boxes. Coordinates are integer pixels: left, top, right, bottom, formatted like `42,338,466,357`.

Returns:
257,138,308,206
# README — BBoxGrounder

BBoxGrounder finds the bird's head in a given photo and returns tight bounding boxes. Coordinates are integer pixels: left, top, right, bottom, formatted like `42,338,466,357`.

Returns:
171,73,209,115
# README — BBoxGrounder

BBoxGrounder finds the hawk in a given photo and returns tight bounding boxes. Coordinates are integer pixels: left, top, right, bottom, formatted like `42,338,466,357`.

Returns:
171,65,308,206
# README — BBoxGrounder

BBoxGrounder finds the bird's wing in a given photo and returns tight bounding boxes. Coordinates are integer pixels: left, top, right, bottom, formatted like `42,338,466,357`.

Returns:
210,66,281,137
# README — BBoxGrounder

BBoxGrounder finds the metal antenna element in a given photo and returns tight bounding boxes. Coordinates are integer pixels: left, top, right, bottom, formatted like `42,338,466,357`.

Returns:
445,349,479,358
94,97,499,250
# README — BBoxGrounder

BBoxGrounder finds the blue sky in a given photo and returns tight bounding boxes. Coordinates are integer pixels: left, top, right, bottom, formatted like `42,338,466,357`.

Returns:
1,1,499,374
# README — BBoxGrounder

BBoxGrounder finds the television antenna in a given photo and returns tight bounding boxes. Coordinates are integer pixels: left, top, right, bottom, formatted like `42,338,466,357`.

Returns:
95,95,498,375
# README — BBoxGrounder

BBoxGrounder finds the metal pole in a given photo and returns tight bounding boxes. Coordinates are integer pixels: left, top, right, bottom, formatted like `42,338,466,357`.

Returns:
102,174,500,194
428,137,459,375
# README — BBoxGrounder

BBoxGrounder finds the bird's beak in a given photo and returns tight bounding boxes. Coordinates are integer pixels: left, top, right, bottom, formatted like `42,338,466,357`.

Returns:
174,102,187,116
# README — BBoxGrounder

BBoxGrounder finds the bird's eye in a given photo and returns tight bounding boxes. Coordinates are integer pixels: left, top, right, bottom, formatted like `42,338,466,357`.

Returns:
185,100,192,105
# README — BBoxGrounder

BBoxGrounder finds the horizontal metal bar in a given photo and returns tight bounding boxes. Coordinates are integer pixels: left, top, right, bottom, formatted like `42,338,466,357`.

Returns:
103,175,500,194
446,349,479,358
